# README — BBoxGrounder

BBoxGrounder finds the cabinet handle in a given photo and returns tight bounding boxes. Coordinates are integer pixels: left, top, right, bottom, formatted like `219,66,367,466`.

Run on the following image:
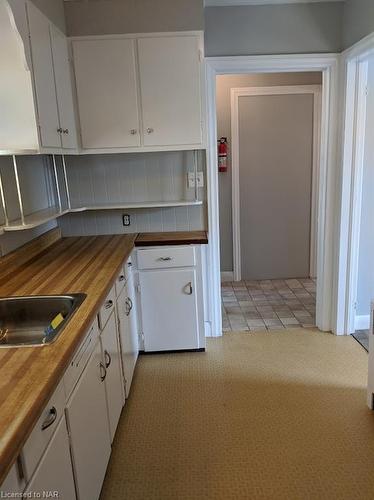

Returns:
128,297,133,312
99,362,107,382
125,298,131,316
185,282,193,295
57,127,63,134
130,129,137,135
104,350,111,369
41,406,57,431
146,127,154,134
127,261,132,267
158,257,172,261
118,275,125,282
105,299,113,309
63,128,69,134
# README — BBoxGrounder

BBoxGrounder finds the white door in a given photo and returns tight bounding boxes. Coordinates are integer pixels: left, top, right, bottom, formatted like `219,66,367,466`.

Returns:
66,340,111,500
25,416,76,500
100,312,124,442
139,268,199,351
72,38,140,149
50,25,77,150
27,2,61,148
138,36,202,147
117,277,138,397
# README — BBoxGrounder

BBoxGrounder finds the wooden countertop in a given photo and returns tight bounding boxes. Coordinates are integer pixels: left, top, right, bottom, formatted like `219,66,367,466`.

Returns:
135,230,208,246
0,228,207,484
0,231,136,484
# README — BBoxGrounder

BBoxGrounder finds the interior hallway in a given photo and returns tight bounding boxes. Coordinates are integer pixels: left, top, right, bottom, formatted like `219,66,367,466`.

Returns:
222,278,316,332
100,329,373,500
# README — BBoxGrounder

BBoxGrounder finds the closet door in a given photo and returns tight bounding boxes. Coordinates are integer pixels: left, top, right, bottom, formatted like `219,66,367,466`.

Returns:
138,36,202,147
72,38,140,149
27,2,61,148
50,25,78,150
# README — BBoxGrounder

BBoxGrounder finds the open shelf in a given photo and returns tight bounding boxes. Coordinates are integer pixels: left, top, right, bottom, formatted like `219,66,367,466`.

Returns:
1,200,203,233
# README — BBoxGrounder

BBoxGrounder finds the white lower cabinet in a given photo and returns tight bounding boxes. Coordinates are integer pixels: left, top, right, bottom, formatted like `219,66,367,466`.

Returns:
101,312,125,442
137,245,205,352
117,270,139,397
65,339,111,500
25,416,76,500
0,462,24,496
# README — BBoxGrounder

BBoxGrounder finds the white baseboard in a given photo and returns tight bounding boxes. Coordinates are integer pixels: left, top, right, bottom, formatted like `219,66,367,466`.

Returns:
221,271,233,283
355,314,370,331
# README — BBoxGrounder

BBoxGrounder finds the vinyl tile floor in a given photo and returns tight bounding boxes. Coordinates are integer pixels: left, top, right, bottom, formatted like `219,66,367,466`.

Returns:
222,278,316,332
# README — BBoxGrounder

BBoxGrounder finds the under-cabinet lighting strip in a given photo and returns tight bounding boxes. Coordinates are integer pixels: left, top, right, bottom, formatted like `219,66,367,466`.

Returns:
52,155,62,213
193,150,198,202
13,155,25,226
0,169,9,226
61,155,71,210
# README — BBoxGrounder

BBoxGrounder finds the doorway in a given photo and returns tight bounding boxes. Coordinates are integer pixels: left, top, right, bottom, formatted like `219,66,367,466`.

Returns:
204,55,339,337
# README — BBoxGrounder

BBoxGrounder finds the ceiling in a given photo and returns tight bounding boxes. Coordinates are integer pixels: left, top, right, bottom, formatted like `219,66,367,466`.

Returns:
205,0,344,6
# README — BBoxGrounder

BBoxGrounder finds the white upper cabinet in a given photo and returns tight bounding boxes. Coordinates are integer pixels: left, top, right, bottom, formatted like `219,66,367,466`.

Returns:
27,2,78,151
72,33,204,152
50,25,78,150
138,36,202,147
73,38,140,149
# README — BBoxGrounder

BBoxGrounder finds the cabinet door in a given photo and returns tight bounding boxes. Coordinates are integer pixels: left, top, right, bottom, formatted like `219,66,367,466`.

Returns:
117,276,138,397
73,38,140,149
27,2,61,148
139,268,199,351
50,25,78,150
25,416,76,500
138,36,202,147
66,340,111,500
101,312,124,443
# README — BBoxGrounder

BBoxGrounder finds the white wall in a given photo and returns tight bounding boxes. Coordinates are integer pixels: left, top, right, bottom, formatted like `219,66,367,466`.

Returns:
64,0,204,37
204,2,343,57
356,58,374,318
216,72,322,272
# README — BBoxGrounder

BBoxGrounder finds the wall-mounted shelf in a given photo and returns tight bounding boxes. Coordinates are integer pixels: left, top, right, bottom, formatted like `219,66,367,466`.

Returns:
0,153,204,233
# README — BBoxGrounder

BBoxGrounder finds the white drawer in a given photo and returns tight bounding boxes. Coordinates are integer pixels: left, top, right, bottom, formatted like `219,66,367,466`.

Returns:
63,319,99,399
137,246,196,270
98,285,116,329
22,379,66,481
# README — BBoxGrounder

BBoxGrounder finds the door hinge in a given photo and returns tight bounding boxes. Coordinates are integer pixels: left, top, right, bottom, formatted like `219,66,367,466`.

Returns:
136,284,141,294
198,49,203,62
140,331,145,342
354,301,357,310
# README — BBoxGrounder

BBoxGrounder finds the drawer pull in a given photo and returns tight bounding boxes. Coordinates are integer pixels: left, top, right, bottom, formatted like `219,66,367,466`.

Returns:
118,275,125,282
41,407,57,431
105,299,113,310
158,257,172,261
125,298,132,316
185,282,193,295
99,362,107,382
104,350,112,369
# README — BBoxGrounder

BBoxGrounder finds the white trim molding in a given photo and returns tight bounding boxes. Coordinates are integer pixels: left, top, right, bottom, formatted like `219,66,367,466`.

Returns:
335,34,374,335
205,54,339,335
230,84,321,282
221,271,234,282
204,0,343,5
355,315,370,331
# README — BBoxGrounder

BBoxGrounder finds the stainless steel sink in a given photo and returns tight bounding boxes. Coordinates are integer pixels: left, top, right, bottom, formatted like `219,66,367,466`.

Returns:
0,294,86,347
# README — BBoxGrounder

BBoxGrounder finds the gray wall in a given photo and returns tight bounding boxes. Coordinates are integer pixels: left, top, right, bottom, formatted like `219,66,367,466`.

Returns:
64,0,204,37
30,0,66,33
357,57,374,316
205,3,343,57
343,0,374,50
216,72,322,272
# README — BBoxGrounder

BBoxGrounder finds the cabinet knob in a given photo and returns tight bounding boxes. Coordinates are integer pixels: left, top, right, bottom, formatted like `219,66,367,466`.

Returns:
146,128,154,134
57,127,63,134
130,129,137,135
41,407,57,431
105,299,113,310
63,129,69,134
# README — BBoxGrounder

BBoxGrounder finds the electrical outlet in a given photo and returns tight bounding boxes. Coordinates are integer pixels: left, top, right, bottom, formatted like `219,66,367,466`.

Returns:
122,214,131,226
187,172,204,188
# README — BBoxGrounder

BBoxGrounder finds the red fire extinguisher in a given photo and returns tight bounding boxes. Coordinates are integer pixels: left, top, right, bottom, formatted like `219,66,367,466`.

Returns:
218,137,228,173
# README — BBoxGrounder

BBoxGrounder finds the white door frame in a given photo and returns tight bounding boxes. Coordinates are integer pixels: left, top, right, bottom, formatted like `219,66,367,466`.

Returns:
205,54,339,336
335,33,374,335
230,84,322,282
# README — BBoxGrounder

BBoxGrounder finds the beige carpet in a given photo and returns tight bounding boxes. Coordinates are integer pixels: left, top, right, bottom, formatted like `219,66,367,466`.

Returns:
100,329,374,500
